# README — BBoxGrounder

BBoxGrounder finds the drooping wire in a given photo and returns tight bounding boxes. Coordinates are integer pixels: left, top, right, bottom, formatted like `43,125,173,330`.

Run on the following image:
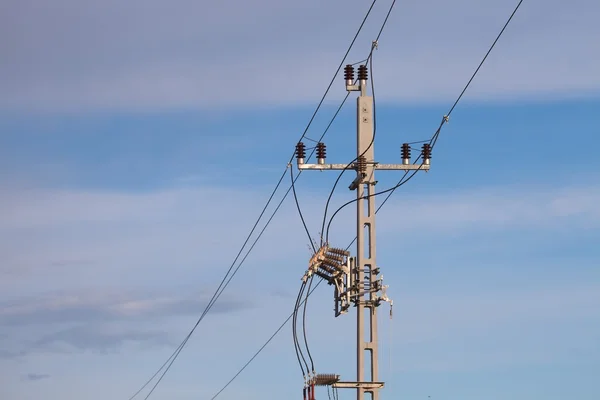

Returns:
325,168,419,243
293,281,310,377
126,3,381,399
325,0,525,242
288,0,388,378
209,279,324,400
126,170,288,400
319,44,379,246
320,0,397,244
291,164,317,253
207,2,526,396
302,275,316,374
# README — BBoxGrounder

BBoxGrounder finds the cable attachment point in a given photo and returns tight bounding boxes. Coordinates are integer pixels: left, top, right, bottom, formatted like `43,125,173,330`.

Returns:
316,142,326,165
421,143,432,165
443,115,450,123
296,142,306,165
401,143,411,165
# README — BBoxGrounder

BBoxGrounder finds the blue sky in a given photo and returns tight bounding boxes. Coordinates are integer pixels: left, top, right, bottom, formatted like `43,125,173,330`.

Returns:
1,0,599,399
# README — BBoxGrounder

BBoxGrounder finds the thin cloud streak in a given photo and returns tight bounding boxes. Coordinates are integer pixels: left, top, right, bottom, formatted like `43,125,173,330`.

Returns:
24,373,51,381
0,289,250,327
1,0,599,111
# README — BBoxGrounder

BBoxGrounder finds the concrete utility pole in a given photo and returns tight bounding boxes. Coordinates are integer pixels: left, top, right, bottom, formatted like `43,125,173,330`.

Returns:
296,61,430,400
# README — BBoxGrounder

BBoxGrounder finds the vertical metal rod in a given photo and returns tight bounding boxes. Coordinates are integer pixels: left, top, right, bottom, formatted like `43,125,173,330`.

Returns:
356,75,379,400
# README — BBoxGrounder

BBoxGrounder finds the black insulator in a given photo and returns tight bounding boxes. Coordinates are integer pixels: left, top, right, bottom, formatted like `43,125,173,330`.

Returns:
296,142,306,159
343,64,355,81
357,65,368,81
401,143,411,159
421,143,432,159
316,142,326,159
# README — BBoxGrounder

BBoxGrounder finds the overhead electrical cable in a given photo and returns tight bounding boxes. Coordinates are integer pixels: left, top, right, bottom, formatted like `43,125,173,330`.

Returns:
209,279,324,400
208,1,525,397
290,164,317,253
320,0,397,245
325,0,525,240
301,275,316,374
126,2,380,399
292,281,310,377
292,0,398,382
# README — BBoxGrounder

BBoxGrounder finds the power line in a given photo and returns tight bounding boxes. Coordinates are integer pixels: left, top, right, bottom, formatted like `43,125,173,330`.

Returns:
126,2,381,399
291,164,317,253
447,0,525,117
325,0,526,239
292,281,310,377
207,0,526,396
301,275,316,373
320,0,397,245
210,280,324,400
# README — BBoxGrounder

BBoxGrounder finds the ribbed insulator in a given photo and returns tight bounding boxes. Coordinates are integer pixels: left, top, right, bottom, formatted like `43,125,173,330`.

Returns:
329,247,349,256
343,64,355,81
322,259,341,269
325,251,344,259
295,142,306,159
325,256,344,265
318,263,336,273
357,65,368,81
357,155,367,173
421,143,432,159
316,142,326,159
401,143,411,159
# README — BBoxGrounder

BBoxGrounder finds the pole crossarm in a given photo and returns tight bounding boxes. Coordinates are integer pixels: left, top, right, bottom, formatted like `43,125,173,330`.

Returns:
332,382,385,390
297,163,430,171
293,62,431,400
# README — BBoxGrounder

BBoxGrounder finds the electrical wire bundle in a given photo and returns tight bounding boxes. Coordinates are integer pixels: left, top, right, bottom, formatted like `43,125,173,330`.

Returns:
125,1,382,398
292,275,316,400
209,0,526,398
126,0,525,398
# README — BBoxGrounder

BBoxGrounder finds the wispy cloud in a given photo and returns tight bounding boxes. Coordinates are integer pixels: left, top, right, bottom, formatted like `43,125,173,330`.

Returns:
1,181,598,371
313,282,600,373
32,325,174,355
0,288,256,359
376,183,600,235
24,373,51,381
0,289,250,327
0,185,301,287
2,182,598,285
1,0,598,112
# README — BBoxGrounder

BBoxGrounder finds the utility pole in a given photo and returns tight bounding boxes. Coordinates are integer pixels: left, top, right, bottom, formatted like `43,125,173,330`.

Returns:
296,60,431,400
